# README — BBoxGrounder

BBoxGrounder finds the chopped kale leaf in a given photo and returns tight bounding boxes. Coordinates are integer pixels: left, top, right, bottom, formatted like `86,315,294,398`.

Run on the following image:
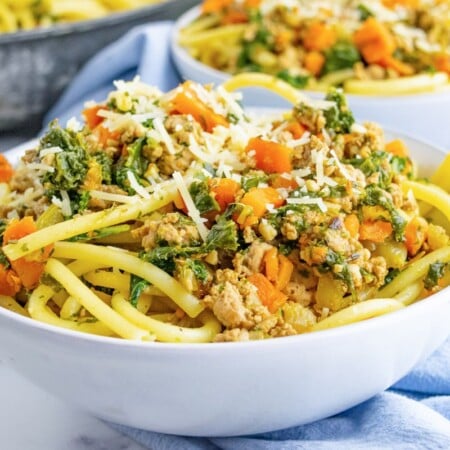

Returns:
129,274,149,307
277,69,310,89
41,123,88,192
205,218,239,252
189,180,220,214
323,42,360,75
424,262,445,290
324,89,355,133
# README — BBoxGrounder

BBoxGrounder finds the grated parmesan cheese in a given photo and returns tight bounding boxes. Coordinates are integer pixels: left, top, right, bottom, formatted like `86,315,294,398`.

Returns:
90,190,139,204
287,196,327,212
39,146,63,157
152,117,176,155
52,191,72,217
330,149,354,182
127,171,150,199
172,171,209,241
315,150,325,186
27,163,55,173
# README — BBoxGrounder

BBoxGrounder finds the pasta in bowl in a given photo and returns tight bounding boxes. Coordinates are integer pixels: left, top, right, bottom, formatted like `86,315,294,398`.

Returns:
0,0,165,33
177,0,450,95
172,1,450,147
0,77,449,435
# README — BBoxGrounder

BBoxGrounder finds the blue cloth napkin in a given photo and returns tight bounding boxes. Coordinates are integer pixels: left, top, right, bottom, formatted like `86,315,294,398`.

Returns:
44,22,450,449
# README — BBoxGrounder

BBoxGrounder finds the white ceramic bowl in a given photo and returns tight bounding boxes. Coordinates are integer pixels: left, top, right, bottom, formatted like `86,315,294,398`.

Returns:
172,6,450,149
0,132,449,437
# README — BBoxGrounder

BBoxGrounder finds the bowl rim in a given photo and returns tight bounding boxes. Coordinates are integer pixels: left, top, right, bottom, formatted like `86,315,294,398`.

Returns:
0,0,177,44
172,5,450,102
1,131,449,351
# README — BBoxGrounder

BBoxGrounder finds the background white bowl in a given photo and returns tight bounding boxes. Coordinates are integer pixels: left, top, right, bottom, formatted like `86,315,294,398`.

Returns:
172,6,450,149
0,132,449,437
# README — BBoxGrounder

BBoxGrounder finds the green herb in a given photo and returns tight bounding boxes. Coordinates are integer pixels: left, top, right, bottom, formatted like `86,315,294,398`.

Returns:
424,262,445,290
129,274,148,307
0,250,10,268
318,248,355,293
357,4,374,20
323,42,360,75
92,152,113,184
113,138,147,194
242,173,268,191
324,89,355,133
226,112,240,124
41,123,88,192
277,69,309,89
390,155,407,174
362,185,407,241
383,268,400,287
186,259,209,283
205,218,239,252
189,180,220,214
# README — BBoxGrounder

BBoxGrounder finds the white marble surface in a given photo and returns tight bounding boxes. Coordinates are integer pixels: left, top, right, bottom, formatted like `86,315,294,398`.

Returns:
0,362,148,450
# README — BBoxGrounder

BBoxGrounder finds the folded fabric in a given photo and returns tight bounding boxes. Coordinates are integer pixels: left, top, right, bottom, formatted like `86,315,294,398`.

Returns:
45,22,450,450
44,22,181,127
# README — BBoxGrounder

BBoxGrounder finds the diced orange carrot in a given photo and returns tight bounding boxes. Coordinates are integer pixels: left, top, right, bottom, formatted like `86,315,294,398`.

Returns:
240,187,284,217
202,0,233,13
303,22,337,52
82,105,106,129
344,214,360,238
209,178,240,211
263,247,279,282
238,187,284,228
0,265,21,296
380,56,414,76
275,254,294,291
3,216,37,243
0,154,13,183
221,9,248,24
173,192,188,213
405,216,428,256
171,81,229,133
246,137,293,173
245,0,261,7
95,124,120,148
434,54,450,75
382,0,419,8
359,220,393,243
304,51,326,76
3,217,53,290
248,273,288,313
353,18,395,64
285,120,307,139
269,174,298,190
385,139,409,157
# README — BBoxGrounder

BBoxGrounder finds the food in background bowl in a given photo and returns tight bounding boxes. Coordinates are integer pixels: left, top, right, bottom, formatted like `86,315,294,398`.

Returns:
0,0,165,32
1,76,450,344
179,0,450,95
0,0,199,132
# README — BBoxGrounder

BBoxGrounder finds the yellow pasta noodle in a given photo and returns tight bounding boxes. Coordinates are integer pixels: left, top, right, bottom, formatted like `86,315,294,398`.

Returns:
52,242,204,318
45,258,154,340
111,292,221,343
28,285,115,336
0,0,165,33
0,295,29,317
310,299,404,332
378,246,450,298
180,1,450,96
